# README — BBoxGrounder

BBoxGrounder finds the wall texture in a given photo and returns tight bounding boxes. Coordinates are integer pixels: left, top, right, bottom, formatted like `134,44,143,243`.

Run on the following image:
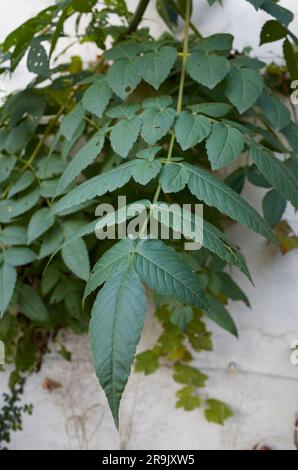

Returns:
0,0,297,450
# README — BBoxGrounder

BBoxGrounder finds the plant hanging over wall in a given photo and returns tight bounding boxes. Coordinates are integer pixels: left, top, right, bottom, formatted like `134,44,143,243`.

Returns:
0,0,297,433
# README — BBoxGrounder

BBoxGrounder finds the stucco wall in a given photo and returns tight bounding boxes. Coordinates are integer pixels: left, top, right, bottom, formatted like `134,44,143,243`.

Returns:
0,0,297,450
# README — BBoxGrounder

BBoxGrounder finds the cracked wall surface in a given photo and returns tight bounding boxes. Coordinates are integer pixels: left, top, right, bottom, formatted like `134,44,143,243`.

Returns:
0,0,297,451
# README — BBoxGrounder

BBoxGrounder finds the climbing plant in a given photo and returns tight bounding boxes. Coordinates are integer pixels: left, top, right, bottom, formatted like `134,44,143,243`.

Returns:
0,0,297,433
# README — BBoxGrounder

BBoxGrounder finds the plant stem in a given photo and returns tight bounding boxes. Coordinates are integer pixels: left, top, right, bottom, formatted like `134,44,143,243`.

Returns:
166,0,203,38
139,0,191,238
123,0,151,38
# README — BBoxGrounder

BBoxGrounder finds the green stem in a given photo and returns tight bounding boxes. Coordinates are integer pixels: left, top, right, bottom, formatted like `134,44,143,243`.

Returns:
139,0,191,238
166,0,203,38
121,0,150,40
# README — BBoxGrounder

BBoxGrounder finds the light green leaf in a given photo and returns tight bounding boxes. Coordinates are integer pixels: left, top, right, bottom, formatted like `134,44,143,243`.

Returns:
175,111,211,150
82,79,112,117
187,51,230,89
206,123,244,170
181,162,276,242
61,236,90,281
57,130,105,192
251,143,298,209
27,40,49,77
173,363,207,387
51,160,139,214
4,247,37,266
89,267,147,427
257,92,291,130
84,238,136,299
176,386,200,411
27,207,55,243
139,46,177,89
134,239,209,311
18,284,49,322
205,398,233,424
0,263,16,317
132,159,162,185
224,66,263,114
107,58,141,99
0,155,16,183
262,189,286,228
110,116,141,158
60,104,85,141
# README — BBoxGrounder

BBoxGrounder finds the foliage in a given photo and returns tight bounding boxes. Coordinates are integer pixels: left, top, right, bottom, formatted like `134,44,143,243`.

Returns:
0,378,33,450
0,0,297,432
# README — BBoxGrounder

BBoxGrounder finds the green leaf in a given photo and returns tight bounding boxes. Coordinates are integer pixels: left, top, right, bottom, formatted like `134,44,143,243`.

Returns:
110,116,141,158
60,104,85,141
224,167,246,194
37,157,66,179
188,102,232,118
261,1,293,27
207,294,238,336
260,20,287,45
141,106,176,145
251,143,298,209
51,160,139,214
175,111,211,150
0,188,39,223
206,123,244,170
262,189,287,228
82,79,112,117
39,226,63,259
135,350,159,375
0,226,27,246
181,162,276,242
218,272,250,307
4,247,37,266
61,236,90,281
27,40,49,77
41,264,60,295
57,130,105,192
171,306,193,331
151,201,252,281
89,267,147,427
107,58,141,99
139,46,177,89
194,34,233,53
0,155,16,183
84,238,136,300
224,66,263,114
7,171,35,198
134,239,210,311
176,386,200,411
173,363,207,387
282,122,298,156
0,263,16,317
204,398,233,424
257,92,291,130
104,42,141,61
27,207,55,243
72,0,97,13
132,159,162,185
187,51,230,89
18,284,48,322
160,164,190,193
283,39,298,81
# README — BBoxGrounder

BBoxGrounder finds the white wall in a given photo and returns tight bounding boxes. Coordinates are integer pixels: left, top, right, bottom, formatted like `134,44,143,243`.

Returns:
0,0,298,450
